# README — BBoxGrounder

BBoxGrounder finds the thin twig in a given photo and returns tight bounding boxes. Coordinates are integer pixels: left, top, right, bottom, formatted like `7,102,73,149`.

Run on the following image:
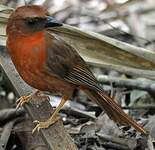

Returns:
97,133,137,149
97,75,155,99
0,118,17,150
147,135,155,150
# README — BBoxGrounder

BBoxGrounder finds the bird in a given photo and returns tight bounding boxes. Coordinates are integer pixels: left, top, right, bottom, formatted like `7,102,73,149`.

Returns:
6,5,148,135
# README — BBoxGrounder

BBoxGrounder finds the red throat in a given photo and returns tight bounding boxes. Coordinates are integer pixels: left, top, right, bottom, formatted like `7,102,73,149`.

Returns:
7,31,46,75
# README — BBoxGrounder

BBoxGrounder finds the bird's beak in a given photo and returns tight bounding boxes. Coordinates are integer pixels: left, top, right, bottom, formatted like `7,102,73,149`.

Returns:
45,16,62,27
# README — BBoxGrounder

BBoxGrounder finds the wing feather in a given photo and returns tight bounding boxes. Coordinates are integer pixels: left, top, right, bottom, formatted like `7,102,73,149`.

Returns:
45,31,101,91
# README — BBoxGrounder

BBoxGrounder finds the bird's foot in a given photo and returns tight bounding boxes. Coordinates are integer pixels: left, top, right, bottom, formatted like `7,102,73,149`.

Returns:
16,95,32,109
32,115,60,134
16,90,49,109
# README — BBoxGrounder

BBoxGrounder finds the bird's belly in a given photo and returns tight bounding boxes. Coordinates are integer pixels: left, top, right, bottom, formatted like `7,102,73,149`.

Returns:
15,56,74,96
21,67,74,93
16,58,74,94
8,36,75,94
19,66,49,91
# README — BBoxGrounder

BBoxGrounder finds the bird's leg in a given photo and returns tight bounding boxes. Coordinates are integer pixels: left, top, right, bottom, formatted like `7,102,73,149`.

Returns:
16,90,48,109
32,95,68,134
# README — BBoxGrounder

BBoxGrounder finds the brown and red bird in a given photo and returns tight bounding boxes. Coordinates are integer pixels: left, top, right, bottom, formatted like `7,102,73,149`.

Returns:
6,5,147,134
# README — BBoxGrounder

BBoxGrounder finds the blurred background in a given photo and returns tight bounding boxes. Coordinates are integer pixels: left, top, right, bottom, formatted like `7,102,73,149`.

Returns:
1,0,155,150
2,0,155,48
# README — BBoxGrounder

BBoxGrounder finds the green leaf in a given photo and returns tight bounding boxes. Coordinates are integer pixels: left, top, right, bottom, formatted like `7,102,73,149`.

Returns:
130,90,147,106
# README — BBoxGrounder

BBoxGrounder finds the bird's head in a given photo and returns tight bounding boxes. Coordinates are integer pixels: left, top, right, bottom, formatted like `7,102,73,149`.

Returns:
6,5,62,36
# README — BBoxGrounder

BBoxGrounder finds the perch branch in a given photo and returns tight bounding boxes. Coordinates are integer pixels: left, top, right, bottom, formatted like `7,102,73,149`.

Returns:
0,46,77,150
97,75,155,93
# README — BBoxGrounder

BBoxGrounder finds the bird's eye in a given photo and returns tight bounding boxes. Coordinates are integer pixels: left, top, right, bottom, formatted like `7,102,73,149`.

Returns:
24,17,46,31
25,17,40,26
27,19,37,26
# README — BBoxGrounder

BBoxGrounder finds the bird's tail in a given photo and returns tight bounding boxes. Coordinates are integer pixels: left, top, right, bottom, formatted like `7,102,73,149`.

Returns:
83,88,148,135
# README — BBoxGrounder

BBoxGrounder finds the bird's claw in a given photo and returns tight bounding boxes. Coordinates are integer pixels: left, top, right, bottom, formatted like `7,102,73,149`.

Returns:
33,120,40,124
32,116,60,134
32,121,42,134
32,120,51,134
16,95,32,109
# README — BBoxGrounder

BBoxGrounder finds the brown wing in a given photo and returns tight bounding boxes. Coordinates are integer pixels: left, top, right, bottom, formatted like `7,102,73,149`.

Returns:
44,32,147,135
45,31,101,91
